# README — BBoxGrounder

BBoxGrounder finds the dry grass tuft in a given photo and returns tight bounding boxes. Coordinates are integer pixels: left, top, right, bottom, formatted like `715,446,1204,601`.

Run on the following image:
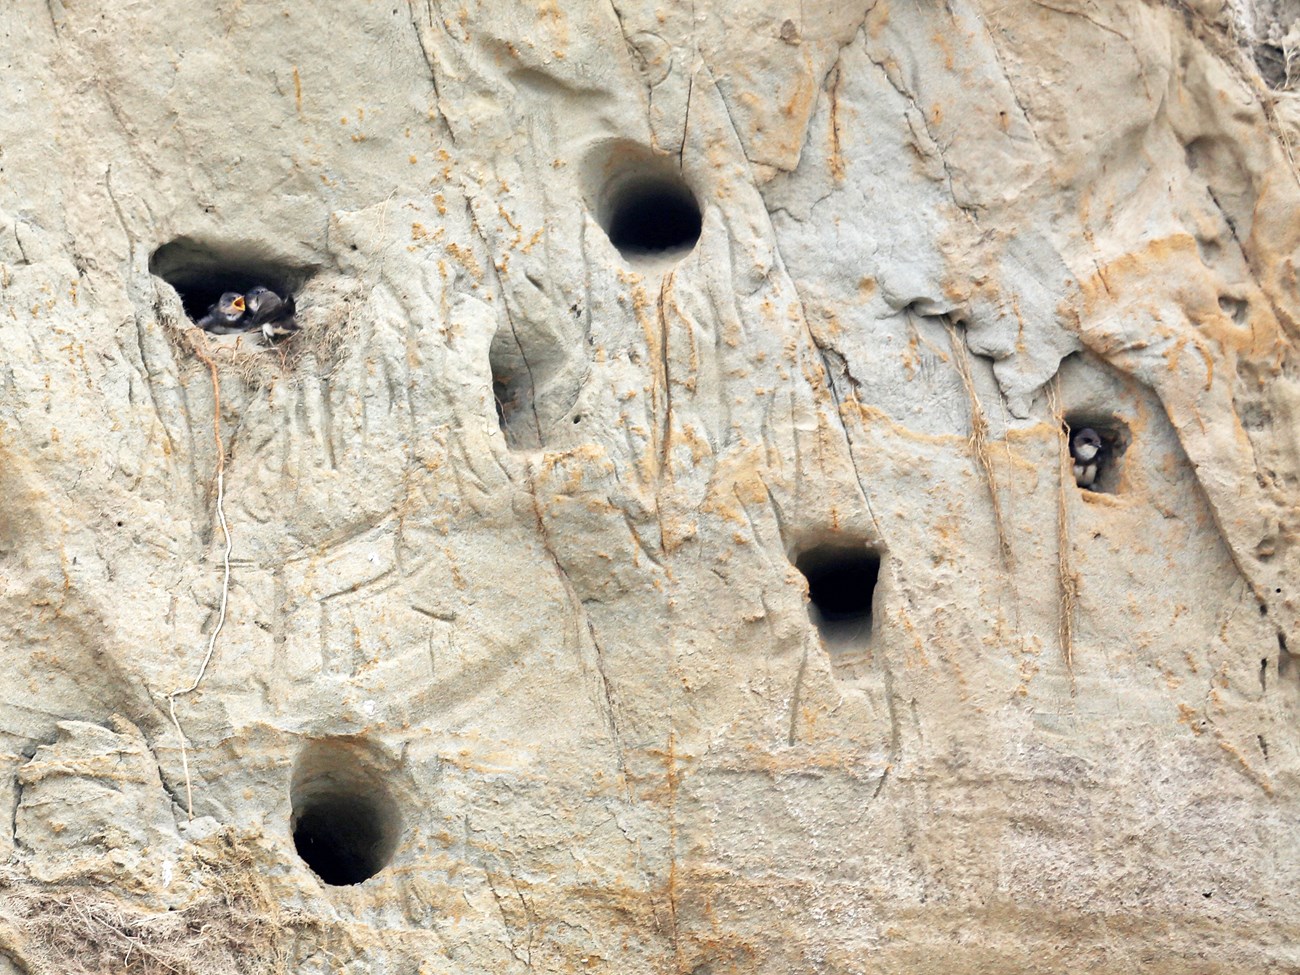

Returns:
0,831,314,975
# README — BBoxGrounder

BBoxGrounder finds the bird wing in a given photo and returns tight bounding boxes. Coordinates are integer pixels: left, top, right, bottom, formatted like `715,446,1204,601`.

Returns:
246,290,278,324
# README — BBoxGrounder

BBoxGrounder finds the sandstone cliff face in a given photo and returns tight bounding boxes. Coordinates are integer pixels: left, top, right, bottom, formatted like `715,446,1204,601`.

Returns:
2,0,1299,972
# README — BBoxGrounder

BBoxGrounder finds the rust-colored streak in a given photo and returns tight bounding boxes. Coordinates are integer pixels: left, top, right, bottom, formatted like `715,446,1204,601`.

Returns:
828,66,845,182
665,730,681,970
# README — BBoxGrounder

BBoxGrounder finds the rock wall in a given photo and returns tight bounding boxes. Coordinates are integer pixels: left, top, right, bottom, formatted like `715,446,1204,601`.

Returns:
2,0,1300,972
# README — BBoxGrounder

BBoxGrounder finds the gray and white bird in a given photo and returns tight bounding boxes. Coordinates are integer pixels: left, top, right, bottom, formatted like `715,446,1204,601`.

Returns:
196,292,248,333
245,285,299,342
1070,427,1104,489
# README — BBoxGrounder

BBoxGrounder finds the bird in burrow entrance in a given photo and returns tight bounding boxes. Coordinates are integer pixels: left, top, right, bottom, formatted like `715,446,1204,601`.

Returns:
1069,427,1105,489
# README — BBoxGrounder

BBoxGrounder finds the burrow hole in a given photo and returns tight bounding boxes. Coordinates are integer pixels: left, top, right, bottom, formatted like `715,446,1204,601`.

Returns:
489,335,541,451
1218,294,1248,328
1063,413,1130,495
606,176,701,256
794,541,883,647
487,318,582,450
584,140,702,265
290,738,402,887
150,237,312,323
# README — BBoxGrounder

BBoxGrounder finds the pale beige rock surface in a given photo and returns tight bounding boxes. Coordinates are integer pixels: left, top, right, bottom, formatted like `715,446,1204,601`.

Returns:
2,0,1300,972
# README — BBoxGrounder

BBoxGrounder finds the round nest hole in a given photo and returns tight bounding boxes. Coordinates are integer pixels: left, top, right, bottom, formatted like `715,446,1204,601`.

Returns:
604,175,701,257
290,738,402,887
585,141,702,264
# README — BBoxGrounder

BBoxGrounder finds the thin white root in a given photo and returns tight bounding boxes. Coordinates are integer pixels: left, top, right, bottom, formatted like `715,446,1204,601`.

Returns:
165,351,232,820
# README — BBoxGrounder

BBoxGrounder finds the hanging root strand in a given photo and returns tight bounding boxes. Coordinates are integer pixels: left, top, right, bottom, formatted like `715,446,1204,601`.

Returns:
947,321,1013,567
165,343,233,820
1048,379,1077,676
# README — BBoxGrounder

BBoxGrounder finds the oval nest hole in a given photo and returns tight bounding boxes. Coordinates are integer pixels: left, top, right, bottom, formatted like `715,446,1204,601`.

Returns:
290,738,402,887
584,141,702,265
605,174,701,257
150,237,312,329
793,541,882,646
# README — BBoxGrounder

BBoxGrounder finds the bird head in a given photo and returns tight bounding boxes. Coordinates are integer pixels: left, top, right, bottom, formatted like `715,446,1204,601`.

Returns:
1071,427,1102,460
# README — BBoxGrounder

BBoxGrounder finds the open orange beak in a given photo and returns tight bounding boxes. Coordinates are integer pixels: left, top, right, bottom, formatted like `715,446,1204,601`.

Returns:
232,296,246,312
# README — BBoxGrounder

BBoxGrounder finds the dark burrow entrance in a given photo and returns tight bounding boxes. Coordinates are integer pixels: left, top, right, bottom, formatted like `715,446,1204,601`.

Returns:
490,330,542,450
150,237,312,323
794,542,882,644
290,738,402,887
604,175,702,258
585,141,703,264
1062,413,1130,495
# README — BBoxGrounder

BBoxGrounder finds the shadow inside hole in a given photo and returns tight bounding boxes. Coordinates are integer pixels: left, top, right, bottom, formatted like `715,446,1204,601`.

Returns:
150,238,312,322
1218,295,1248,327
605,176,701,258
492,375,510,430
293,792,394,886
583,140,702,265
290,739,401,887
1063,414,1130,495
794,543,881,645
491,365,537,449
488,326,547,450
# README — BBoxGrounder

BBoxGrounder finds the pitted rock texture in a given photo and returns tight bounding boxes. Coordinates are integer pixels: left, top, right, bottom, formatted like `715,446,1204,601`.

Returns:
2,0,1300,973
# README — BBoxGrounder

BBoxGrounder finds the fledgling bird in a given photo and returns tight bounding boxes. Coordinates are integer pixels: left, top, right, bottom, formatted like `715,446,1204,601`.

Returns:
245,285,299,342
1070,427,1104,489
196,292,248,333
